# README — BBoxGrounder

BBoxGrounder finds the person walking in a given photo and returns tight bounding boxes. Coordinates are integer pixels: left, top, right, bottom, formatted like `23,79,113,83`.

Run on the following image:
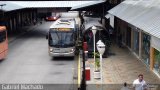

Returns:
121,82,130,90
133,74,148,90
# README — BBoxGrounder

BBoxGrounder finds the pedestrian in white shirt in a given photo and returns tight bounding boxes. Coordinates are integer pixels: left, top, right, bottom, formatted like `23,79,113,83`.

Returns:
133,74,148,90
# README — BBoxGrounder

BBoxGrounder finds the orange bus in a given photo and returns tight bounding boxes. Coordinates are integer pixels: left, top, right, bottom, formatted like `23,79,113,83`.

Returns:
0,26,8,60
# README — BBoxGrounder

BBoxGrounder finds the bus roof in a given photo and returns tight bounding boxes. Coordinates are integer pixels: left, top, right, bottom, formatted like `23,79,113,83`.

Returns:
50,18,75,29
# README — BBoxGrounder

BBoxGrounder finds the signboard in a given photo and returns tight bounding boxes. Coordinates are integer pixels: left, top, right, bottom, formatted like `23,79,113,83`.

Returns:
57,28,71,31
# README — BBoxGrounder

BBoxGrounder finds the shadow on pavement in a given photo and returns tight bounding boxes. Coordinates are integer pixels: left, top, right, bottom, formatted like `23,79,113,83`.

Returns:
51,57,75,61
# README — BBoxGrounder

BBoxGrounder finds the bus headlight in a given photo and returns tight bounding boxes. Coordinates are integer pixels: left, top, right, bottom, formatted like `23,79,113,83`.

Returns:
53,17,56,19
70,49,74,52
50,48,53,52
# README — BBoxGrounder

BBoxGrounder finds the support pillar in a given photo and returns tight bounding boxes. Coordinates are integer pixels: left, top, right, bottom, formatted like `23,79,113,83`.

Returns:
131,29,134,50
150,47,154,70
139,31,142,59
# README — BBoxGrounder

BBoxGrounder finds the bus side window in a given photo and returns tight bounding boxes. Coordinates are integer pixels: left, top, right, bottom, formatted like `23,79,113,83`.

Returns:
0,31,6,43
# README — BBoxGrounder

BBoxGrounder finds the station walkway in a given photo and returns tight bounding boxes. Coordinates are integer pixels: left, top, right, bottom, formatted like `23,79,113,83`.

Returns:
85,43,160,90
7,22,160,89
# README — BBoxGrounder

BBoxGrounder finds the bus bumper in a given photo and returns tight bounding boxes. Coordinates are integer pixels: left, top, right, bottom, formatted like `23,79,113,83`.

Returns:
49,51,75,57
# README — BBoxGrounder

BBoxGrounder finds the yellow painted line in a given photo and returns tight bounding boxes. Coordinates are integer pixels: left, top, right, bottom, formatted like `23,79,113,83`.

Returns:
78,54,81,88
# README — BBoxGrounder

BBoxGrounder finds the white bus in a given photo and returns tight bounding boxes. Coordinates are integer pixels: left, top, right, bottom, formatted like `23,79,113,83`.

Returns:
46,18,77,58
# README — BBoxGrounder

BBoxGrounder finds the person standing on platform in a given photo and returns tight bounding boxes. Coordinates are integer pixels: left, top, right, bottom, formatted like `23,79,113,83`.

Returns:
133,74,148,90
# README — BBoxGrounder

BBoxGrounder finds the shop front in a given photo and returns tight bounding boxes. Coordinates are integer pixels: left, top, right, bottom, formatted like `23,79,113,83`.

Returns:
154,49,160,75
126,27,131,48
133,30,139,55
141,32,150,66
150,36,160,77
108,0,160,78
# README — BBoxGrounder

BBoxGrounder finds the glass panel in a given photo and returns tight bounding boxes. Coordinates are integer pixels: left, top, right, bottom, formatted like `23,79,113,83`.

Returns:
49,31,60,46
141,33,150,66
61,32,74,45
154,49,160,74
49,29,75,47
133,31,139,55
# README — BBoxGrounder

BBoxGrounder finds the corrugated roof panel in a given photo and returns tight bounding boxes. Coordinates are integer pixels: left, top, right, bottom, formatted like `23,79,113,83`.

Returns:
0,1,24,11
131,7,160,38
108,0,160,39
10,1,95,8
71,0,105,10
1,1,98,11
83,16,105,33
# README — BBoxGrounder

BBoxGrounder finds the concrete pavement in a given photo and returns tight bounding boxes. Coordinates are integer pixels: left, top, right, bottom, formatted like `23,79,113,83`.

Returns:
3,21,77,86
12,22,160,89
85,43,160,90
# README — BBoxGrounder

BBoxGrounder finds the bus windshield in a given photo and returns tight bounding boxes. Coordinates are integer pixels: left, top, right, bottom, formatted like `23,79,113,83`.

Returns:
49,30,75,47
